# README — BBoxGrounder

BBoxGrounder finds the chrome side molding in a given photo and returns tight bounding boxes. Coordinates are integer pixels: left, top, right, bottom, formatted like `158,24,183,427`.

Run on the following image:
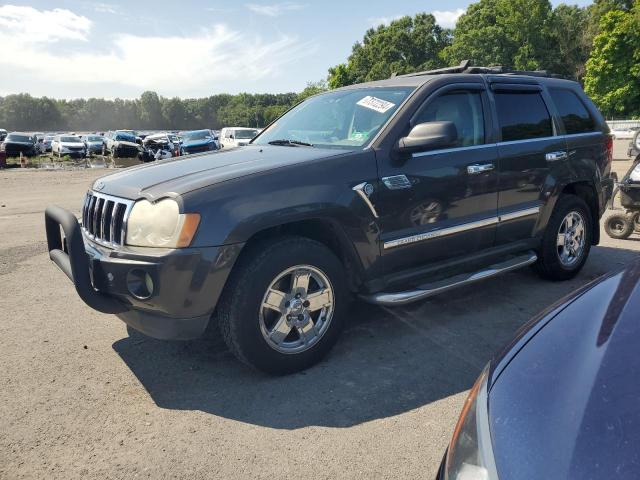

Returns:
360,251,538,306
383,217,499,249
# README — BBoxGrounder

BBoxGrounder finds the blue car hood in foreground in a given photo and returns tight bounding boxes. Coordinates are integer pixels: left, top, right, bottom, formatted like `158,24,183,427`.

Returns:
489,260,640,480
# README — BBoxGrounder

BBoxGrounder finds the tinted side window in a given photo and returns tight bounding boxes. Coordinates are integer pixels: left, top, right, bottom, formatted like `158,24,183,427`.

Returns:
415,90,485,147
495,91,553,142
549,88,596,134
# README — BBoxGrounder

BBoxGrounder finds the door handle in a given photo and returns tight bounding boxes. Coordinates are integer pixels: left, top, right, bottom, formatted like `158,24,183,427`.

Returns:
545,151,568,162
467,163,495,175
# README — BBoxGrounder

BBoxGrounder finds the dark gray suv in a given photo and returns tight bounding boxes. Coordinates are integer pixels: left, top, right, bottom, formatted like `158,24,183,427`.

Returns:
46,64,614,374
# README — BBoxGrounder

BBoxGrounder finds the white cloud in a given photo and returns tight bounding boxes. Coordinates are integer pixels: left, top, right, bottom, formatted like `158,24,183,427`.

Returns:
245,2,304,17
0,5,91,43
432,8,465,29
91,3,119,14
0,6,316,98
367,14,404,27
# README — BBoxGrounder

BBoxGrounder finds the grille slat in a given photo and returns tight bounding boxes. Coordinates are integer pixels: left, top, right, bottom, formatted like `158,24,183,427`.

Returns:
81,191,133,248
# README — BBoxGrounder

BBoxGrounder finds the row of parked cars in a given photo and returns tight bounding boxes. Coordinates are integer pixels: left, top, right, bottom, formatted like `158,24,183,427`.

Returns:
0,127,262,163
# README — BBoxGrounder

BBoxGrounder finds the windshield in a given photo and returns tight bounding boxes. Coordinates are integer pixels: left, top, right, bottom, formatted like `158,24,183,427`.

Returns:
183,130,211,141
61,136,82,143
115,133,136,142
253,87,414,149
87,135,102,141
7,134,33,142
235,129,259,139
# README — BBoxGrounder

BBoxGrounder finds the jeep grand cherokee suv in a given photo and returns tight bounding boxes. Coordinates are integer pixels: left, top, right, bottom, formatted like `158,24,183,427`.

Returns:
45,63,614,374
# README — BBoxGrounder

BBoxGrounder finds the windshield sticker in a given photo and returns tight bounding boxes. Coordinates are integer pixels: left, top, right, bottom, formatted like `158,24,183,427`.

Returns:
357,96,395,113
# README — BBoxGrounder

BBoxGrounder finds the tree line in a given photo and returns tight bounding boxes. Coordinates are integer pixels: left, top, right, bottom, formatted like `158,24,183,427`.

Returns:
1,0,638,131
329,0,639,118
0,83,326,132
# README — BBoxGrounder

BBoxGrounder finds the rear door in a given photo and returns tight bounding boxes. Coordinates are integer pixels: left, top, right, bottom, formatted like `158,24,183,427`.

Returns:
491,83,566,244
377,83,499,274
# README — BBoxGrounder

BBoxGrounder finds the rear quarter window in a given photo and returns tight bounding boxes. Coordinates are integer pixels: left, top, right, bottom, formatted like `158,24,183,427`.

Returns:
549,88,596,135
495,91,553,142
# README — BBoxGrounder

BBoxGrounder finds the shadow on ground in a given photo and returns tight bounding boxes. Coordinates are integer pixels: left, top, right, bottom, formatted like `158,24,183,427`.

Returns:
113,245,640,429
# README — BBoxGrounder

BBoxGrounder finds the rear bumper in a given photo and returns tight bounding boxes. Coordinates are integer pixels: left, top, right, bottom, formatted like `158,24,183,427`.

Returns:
45,206,242,340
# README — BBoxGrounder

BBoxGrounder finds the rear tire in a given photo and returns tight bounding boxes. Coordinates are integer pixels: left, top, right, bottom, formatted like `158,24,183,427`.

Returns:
216,236,348,375
533,194,592,281
605,212,634,239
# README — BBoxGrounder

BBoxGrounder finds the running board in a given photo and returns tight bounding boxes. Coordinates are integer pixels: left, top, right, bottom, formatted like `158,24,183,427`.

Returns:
361,251,538,306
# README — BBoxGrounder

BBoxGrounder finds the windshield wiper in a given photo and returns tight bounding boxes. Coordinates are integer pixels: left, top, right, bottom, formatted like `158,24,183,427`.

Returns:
267,139,314,147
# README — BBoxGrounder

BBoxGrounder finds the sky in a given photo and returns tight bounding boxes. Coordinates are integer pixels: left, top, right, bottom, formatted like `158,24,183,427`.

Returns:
0,0,592,99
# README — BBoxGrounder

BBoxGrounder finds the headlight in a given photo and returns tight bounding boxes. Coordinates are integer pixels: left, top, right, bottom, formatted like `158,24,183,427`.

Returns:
444,365,498,480
125,198,200,248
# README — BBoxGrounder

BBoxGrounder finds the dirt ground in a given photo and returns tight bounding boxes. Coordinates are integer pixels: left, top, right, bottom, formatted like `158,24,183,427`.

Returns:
1,151,639,479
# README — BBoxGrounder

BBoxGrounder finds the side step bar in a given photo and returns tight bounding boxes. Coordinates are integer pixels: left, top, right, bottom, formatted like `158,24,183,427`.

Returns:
361,251,538,306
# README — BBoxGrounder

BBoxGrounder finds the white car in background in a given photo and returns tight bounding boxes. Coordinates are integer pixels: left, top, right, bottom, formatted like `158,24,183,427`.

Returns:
610,127,638,140
219,127,260,148
51,134,87,158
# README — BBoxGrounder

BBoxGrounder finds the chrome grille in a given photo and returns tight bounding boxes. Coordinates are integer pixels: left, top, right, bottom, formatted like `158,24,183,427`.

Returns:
81,191,134,247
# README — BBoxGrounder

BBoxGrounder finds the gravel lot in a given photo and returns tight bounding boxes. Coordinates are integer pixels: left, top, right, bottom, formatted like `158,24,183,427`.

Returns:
1,152,639,479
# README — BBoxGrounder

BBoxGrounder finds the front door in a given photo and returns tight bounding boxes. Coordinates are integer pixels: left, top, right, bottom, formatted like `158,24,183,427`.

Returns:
376,84,499,274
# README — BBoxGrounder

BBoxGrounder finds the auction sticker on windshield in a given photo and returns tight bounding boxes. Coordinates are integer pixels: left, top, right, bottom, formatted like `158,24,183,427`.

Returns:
356,96,395,113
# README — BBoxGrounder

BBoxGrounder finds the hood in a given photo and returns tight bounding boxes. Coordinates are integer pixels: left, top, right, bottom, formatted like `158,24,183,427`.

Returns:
115,140,139,148
489,260,640,480
60,141,84,147
182,138,214,147
93,144,342,200
5,140,34,146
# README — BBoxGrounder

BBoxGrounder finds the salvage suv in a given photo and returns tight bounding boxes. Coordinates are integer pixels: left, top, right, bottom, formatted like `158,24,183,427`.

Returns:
46,63,613,374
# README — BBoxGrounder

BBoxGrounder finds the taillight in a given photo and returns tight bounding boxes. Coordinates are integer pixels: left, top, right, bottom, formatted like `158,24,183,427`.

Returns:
605,135,613,164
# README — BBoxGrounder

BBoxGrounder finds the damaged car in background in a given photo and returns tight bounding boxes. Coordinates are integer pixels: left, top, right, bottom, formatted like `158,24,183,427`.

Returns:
139,133,177,162
102,130,142,158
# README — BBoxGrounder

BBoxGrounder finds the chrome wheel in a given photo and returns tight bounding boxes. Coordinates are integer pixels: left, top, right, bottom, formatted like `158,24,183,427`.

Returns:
557,211,586,267
259,265,334,354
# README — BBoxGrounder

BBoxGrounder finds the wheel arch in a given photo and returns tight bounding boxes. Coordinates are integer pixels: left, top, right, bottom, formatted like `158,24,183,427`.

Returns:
235,218,366,293
560,181,600,245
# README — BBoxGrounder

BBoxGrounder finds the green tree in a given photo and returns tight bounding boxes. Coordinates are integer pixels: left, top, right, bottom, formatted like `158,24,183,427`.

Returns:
444,0,556,71
584,7,640,117
138,91,163,129
328,13,450,88
547,5,591,80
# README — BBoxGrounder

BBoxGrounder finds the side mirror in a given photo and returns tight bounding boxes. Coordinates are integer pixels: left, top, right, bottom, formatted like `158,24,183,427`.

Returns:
229,134,235,139
397,121,458,154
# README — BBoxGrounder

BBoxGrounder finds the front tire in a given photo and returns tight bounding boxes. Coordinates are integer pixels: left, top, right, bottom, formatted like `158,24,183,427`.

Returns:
533,194,592,281
605,212,634,239
216,236,348,375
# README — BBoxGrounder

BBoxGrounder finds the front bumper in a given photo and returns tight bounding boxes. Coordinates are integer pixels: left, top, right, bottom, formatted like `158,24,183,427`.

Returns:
45,206,242,340
61,149,86,158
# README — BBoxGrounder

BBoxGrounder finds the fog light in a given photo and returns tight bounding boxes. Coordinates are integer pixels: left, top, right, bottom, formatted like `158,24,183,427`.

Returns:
126,269,154,299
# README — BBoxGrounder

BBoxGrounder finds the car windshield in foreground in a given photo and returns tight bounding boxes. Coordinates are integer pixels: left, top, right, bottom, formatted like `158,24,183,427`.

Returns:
235,129,259,139
7,134,33,142
61,136,82,143
253,87,414,150
183,131,211,141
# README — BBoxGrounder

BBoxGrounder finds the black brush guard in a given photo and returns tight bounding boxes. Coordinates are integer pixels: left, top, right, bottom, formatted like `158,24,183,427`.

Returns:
44,205,127,314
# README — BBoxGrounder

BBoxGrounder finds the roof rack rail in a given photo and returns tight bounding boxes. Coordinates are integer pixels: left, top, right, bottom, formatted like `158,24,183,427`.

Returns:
392,60,567,79
395,60,471,78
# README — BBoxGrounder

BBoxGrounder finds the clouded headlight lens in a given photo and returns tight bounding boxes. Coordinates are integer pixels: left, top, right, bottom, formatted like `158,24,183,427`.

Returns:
126,198,200,248
444,365,498,480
